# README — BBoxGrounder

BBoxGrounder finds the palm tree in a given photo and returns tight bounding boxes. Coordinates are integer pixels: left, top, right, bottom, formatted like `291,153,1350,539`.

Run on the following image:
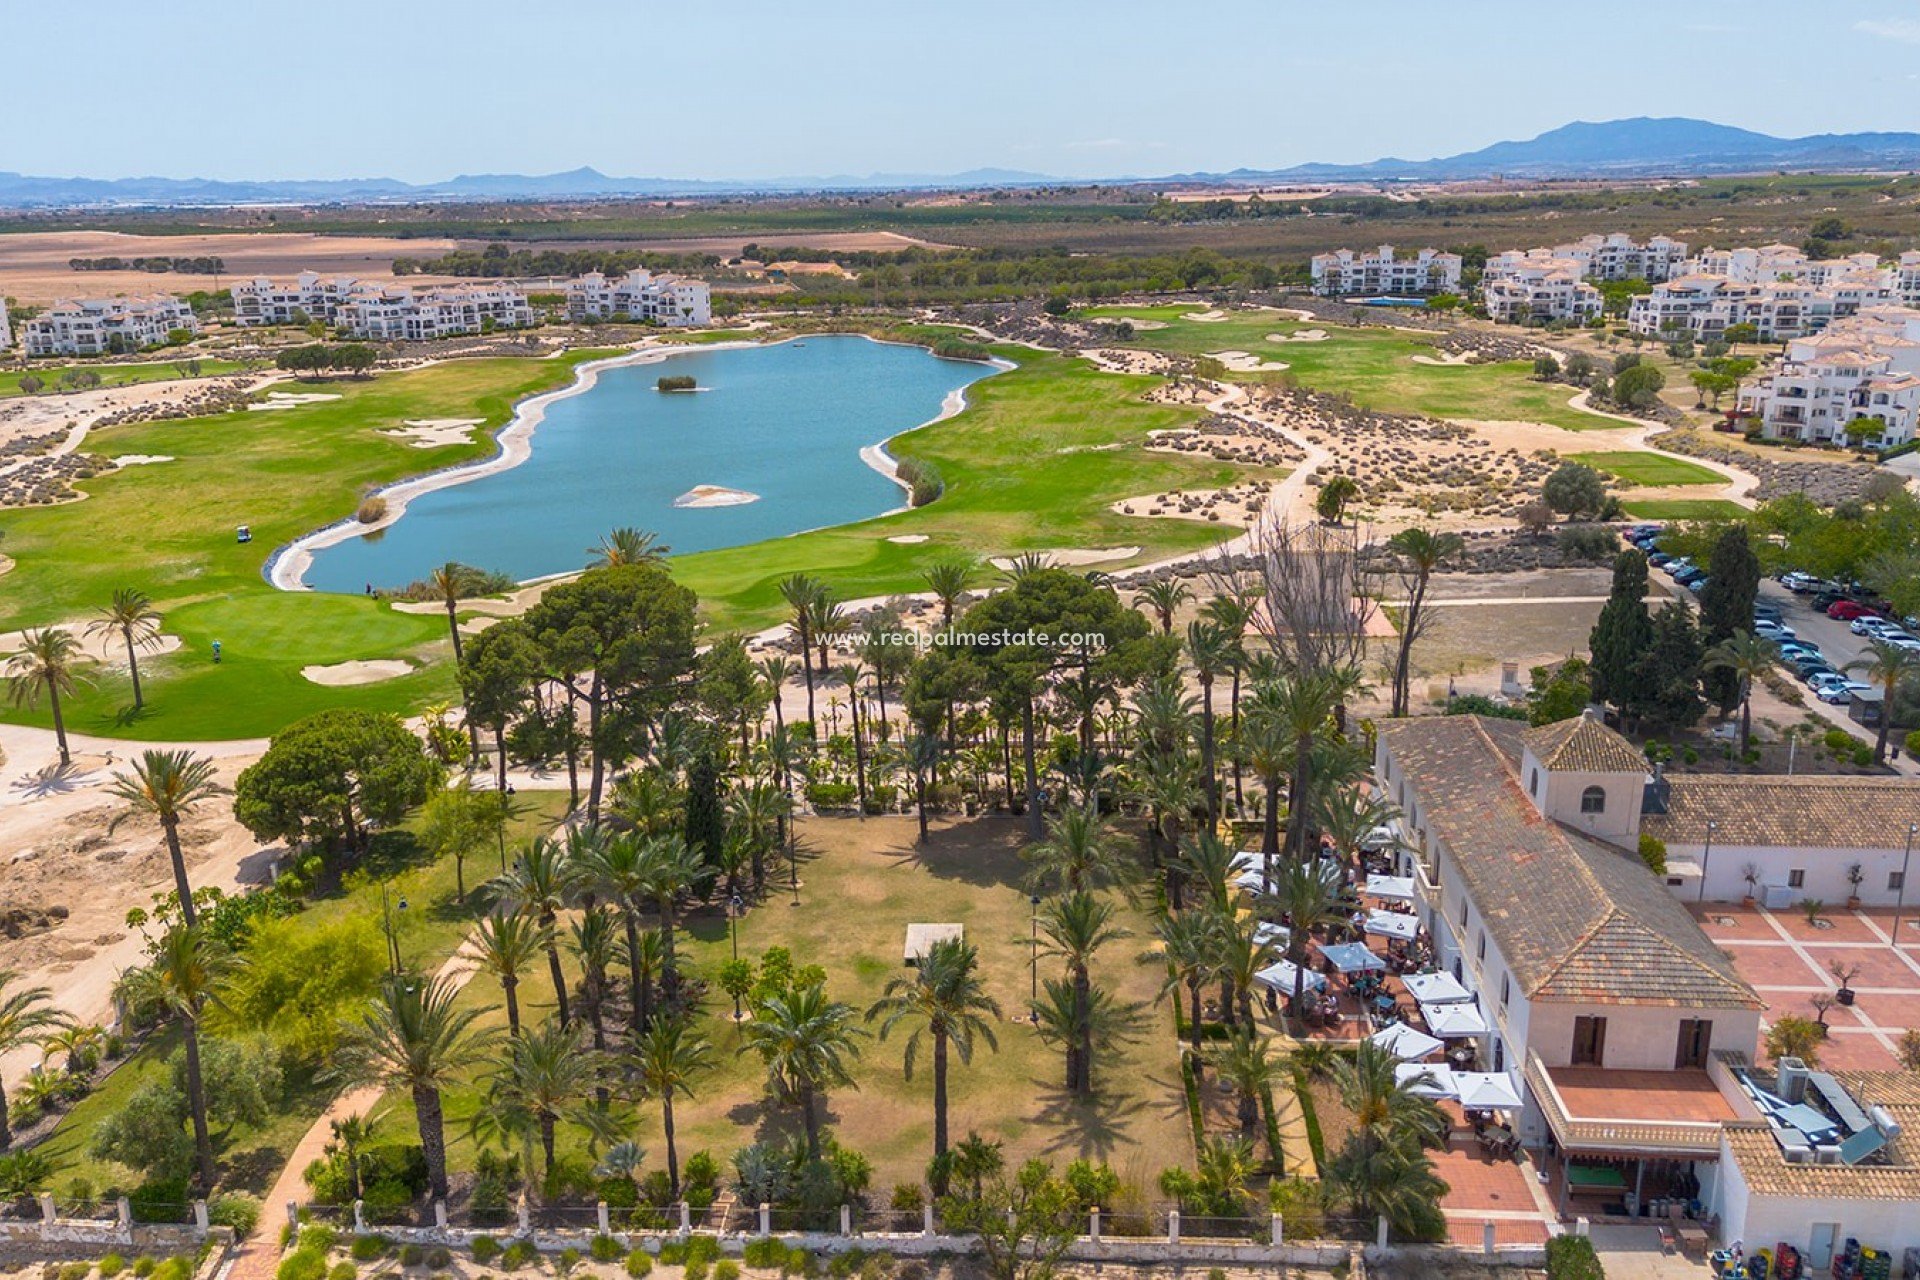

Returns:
1312,784,1404,868
1133,579,1192,634
1704,630,1779,756
1261,856,1346,1025
1382,528,1464,718
571,907,618,1059
637,835,703,994
1326,1041,1448,1234
776,574,824,731
921,559,975,627
1032,977,1122,1096
838,664,870,813
811,597,852,676
1186,620,1234,827
1023,806,1126,893
118,924,232,1193
334,972,498,1201
473,909,546,1037
758,654,794,744
624,928,666,1039
588,527,670,568
39,1023,104,1076
1127,748,1198,891
1211,1027,1281,1150
1038,891,1127,1095
743,984,866,1157
1270,671,1343,860
424,563,481,757
1153,910,1221,1059
903,732,944,844
628,1015,711,1197
107,750,224,927
728,779,787,888
579,833,652,1036
326,1113,379,1203
5,628,85,766
1201,590,1255,809
481,1017,602,1175
1846,638,1920,762
866,938,1002,1175
1212,912,1276,1028
85,588,162,711
1239,684,1292,871
0,971,68,1150
1175,830,1240,914
491,837,581,1027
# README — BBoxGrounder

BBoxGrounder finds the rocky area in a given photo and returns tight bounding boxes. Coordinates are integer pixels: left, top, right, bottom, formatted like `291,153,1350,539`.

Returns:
0,450,113,506
87,373,262,428
0,903,68,941
1655,428,1878,505
1148,414,1308,468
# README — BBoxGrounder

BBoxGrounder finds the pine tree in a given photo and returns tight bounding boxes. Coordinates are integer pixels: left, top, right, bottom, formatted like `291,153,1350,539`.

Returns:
1700,526,1761,713
1632,602,1705,734
1589,550,1654,712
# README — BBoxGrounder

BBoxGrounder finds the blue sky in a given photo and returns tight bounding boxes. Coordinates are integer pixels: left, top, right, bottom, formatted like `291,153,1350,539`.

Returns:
11,0,1920,181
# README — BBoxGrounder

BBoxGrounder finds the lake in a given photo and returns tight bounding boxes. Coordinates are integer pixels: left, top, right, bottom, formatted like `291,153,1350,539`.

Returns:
300,336,995,592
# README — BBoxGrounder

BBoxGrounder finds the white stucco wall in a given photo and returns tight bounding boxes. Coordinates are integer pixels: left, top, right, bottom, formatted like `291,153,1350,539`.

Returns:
1670,841,1920,907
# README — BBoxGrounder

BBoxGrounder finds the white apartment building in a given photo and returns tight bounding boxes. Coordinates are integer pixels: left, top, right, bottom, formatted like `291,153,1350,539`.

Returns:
1567,232,1690,283
0,298,10,349
230,272,363,326
229,274,533,339
1376,712,1920,1260
1897,251,1920,308
1734,305,1920,447
1309,244,1462,297
1480,250,1604,323
330,282,534,341
1629,246,1898,341
564,268,712,326
21,295,198,357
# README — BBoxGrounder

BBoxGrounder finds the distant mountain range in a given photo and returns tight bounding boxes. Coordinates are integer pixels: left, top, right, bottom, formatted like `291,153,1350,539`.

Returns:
3,118,1918,208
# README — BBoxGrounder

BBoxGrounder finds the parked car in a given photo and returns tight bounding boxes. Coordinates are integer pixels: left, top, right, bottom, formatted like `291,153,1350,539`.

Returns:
1782,572,1819,593
1817,679,1873,705
1777,640,1817,658
1812,592,1847,612
1676,567,1707,586
1649,552,1675,568
1828,601,1881,621
1754,620,1796,642
1788,650,1833,676
1854,619,1911,640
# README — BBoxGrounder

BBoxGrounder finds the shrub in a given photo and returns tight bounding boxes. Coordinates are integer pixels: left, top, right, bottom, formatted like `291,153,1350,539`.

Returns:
685,1262,709,1280
277,1253,327,1280
131,1262,157,1280
209,1194,262,1237
356,496,389,524
1268,1178,1326,1239
298,1225,338,1256
1545,1234,1605,1280
500,1242,539,1271
425,1250,451,1270
350,1237,389,1263
1637,834,1668,876
60,1265,90,1280
399,1245,425,1268
470,1238,501,1266
888,1183,924,1213
328,1266,356,1280
100,1258,127,1280
558,1248,583,1275
624,1251,653,1278
713,1265,740,1280
741,1241,786,1269
590,1237,622,1264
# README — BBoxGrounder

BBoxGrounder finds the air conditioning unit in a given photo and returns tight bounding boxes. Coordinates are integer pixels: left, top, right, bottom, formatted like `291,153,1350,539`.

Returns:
1815,1146,1843,1165
1763,883,1794,910
1779,1057,1811,1103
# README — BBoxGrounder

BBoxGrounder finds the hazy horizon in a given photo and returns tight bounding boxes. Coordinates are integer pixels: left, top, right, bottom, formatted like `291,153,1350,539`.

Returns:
13,0,1920,184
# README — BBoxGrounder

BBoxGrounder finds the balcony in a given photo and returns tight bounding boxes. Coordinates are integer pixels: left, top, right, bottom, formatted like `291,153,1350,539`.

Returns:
1524,1051,1735,1156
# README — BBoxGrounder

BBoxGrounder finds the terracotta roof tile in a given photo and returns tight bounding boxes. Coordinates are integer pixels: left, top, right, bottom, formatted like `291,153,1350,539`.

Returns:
1724,1072,1920,1199
1520,717,1648,775
1643,776,1920,850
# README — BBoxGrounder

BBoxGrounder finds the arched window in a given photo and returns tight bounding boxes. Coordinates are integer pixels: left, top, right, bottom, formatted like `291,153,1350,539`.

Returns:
1529,769,1540,798
1580,785,1607,815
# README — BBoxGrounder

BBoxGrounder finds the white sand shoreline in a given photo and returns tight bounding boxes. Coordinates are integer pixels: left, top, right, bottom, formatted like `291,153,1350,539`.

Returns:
266,334,1009,591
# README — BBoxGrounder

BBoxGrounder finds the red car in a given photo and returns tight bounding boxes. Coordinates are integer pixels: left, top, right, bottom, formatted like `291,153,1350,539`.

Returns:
1828,600,1881,620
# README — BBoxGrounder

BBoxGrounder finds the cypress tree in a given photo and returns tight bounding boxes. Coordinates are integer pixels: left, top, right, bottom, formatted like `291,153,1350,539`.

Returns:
1632,602,1706,735
1589,550,1654,712
683,749,724,873
1700,526,1760,713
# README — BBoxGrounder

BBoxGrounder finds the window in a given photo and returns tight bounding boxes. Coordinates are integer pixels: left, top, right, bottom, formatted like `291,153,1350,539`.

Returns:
1460,900,1469,929
1580,786,1607,815
1499,975,1510,1009
1892,871,1906,892
1477,931,1486,962
1573,1016,1608,1067
1788,869,1806,888
1529,769,1539,798
1676,1019,1713,1069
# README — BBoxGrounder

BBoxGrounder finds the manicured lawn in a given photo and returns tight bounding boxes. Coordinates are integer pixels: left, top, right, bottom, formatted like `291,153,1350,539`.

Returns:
1092,305,1619,431
1619,498,1751,520
0,354,614,739
671,346,1280,631
1568,451,1723,487
32,791,572,1197
0,358,248,397
413,815,1192,1195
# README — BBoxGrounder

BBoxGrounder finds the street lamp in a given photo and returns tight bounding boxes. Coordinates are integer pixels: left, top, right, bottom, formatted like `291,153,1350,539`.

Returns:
1697,819,1718,904
728,891,745,1020
1029,894,1041,1024
1893,822,1918,940
381,884,410,973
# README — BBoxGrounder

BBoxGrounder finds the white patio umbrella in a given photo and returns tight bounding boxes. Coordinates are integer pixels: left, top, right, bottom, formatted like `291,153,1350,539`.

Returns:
1395,1063,1458,1099
1456,1071,1525,1110
1321,942,1387,974
1404,971,1474,1005
1364,910,1419,942
1252,921,1291,949
1364,875,1417,902
1420,1001,1490,1038
1254,959,1327,994
1371,1023,1445,1061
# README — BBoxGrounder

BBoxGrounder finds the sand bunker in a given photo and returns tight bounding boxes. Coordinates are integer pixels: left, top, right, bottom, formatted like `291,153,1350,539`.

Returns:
886,534,930,544
1111,317,1166,330
248,391,342,412
382,418,483,448
1266,329,1330,343
989,546,1140,569
301,659,414,686
1183,309,1229,322
673,484,759,508
0,555,13,578
1411,352,1477,367
111,454,174,466
1207,350,1292,373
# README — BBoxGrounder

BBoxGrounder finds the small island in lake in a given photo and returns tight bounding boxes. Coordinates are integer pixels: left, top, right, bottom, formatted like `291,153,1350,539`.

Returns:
657,374,698,392
673,484,759,508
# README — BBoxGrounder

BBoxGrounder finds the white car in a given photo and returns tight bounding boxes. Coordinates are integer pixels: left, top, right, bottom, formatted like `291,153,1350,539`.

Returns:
1817,679,1872,705
1851,618,1901,637
1754,621,1796,642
